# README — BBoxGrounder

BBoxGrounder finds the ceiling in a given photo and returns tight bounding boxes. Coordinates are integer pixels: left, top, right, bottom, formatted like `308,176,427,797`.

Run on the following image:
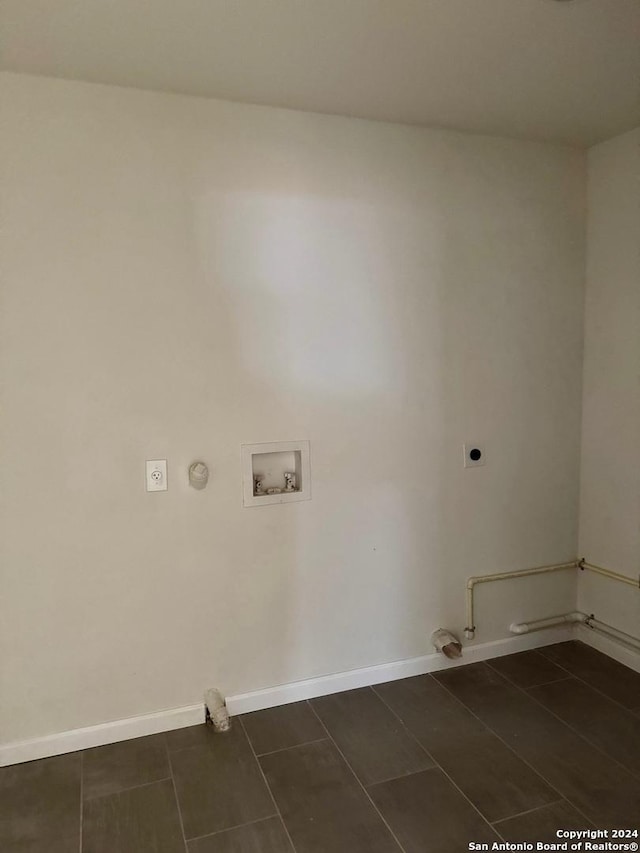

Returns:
2,0,639,146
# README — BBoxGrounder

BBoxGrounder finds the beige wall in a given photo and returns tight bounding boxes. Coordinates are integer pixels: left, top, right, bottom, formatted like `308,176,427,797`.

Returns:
1,73,585,744
578,128,640,634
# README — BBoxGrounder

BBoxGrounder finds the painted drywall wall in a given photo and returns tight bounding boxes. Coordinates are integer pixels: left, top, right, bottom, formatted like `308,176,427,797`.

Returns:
0,73,585,744
578,128,640,634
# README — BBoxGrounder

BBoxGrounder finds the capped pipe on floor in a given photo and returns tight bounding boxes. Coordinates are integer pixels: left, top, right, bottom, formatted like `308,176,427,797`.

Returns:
204,688,231,732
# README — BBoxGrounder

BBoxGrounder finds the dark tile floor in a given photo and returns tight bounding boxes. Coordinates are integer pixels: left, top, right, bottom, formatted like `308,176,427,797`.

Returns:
2,640,639,852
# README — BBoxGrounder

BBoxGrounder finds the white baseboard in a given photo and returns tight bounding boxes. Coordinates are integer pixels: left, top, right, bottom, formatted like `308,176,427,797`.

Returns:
576,624,640,674
0,703,205,768
0,628,576,767
225,627,575,715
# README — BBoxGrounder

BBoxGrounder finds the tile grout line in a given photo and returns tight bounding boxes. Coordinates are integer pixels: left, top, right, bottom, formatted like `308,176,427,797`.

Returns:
491,798,565,827
238,716,299,853
256,736,329,758
362,765,441,788
429,667,595,828
369,685,507,843
164,735,189,853
493,648,574,676
305,696,409,853
485,658,574,689
495,661,640,784
537,644,640,713
79,751,83,853
357,686,441,780
82,775,175,802
493,652,640,773
567,671,640,714
310,685,437,786
186,813,281,845
519,675,573,688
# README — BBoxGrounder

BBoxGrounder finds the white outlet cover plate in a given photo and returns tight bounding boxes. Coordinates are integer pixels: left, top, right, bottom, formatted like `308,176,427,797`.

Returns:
146,459,168,491
463,443,486,468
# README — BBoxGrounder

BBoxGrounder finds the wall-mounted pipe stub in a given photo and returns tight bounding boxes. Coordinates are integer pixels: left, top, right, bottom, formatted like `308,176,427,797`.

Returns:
582,615,640,652
432,628,462,659
466,556,639,656
189,461,209,490
464,560,578,640
510,612,587,635
577,558,639,588
510,611,640,653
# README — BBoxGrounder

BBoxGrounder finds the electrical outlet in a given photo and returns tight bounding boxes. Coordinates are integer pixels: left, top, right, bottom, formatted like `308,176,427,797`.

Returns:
463,444,486,468
146,460,167,491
